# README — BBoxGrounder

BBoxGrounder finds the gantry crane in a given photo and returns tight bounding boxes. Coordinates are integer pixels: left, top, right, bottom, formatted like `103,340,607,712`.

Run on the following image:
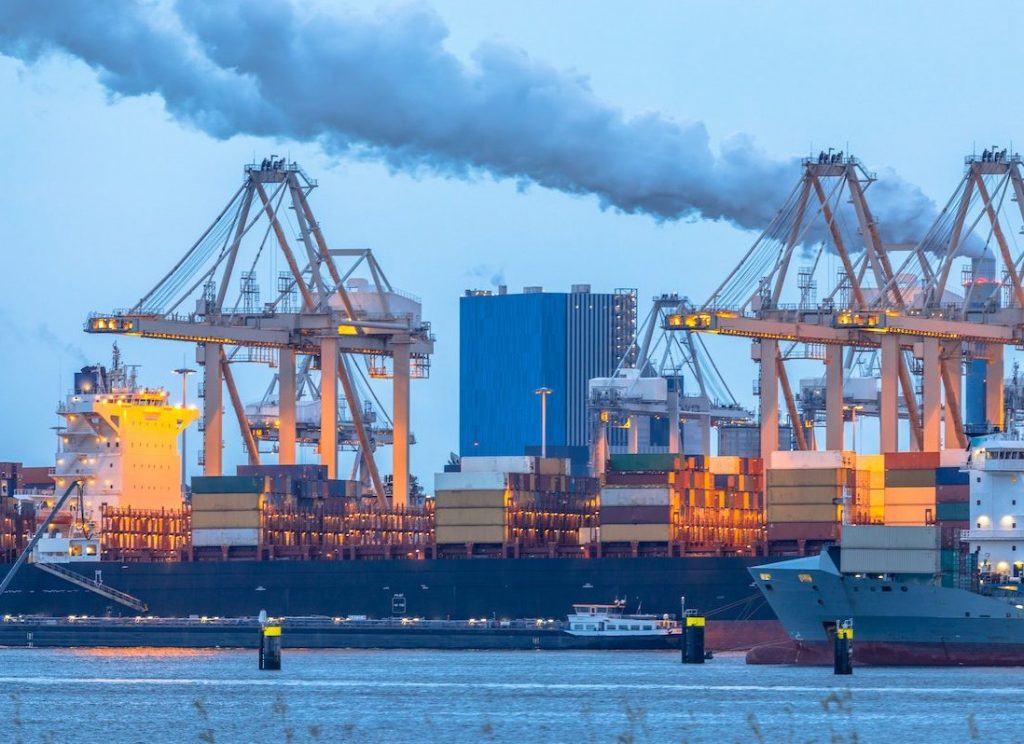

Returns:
85,160,433,507
588,294,752,473
666,152,1023,457
245,352,402,490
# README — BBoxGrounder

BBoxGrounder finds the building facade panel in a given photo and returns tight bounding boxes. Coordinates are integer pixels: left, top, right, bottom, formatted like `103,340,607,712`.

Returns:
460,286,634,458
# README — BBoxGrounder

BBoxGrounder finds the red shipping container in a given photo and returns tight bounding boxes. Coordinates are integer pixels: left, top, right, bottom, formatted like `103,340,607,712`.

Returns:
939,521,968,548
884,451,940,470
766,521,839,541
936,484,970,503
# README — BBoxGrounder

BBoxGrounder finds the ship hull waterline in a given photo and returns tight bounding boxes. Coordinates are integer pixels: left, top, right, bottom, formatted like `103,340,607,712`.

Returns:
747,639,1024,667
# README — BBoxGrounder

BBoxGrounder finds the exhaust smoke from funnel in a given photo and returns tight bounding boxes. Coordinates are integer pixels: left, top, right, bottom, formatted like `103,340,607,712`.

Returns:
0,1,955,251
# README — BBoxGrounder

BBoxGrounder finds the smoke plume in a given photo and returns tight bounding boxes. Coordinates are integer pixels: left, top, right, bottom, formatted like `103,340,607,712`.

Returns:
0,1,940,245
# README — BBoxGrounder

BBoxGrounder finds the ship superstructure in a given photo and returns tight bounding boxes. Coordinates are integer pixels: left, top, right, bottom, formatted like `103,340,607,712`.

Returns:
54,345,197,515
965,435,1024,580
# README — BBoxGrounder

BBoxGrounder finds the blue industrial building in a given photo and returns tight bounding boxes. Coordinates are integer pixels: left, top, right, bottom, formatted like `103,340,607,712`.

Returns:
459,285,636,459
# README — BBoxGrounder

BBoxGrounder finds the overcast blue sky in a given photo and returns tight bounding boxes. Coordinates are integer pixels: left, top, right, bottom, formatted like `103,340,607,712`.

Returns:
1,1,1022,479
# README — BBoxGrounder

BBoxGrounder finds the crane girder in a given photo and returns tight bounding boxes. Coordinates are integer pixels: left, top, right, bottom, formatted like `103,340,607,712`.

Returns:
85,314,433,357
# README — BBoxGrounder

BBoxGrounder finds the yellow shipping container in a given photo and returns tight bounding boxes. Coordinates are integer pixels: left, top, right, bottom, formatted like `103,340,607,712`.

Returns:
435,525,506,544
191,509,261,529
767,504,840,522
434,489,509,509
434,507,507,527
766,469,847,487
191,493,264,511
856,454,884,472
600,524,671,543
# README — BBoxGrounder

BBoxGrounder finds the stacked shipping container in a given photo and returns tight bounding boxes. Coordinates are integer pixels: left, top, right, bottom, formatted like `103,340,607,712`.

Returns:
434,468,509,545
0,492,32,562
100,506,189,560
190,475,270,555
262,501,432,556
600,453,764,555
852,454,885,524
882,452,939,526
764,450,850,551
433,456,597,555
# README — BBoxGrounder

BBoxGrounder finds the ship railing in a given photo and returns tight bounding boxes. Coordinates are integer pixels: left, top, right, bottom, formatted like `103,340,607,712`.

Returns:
962,528,1024,540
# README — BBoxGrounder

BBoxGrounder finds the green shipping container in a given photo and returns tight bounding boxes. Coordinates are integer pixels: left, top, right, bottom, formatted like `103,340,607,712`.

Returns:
884,469,936,488
608,453,681,472
191,475,267,494
936,501,970,522
940,549,960,570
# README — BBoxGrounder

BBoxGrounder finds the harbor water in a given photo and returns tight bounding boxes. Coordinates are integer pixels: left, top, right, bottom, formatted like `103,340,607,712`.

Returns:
0,648,1017,743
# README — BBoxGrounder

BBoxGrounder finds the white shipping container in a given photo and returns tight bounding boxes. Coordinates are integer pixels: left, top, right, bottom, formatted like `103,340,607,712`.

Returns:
768,450,855,470
191,528,261,547
600,487,671,506
460,456,536,474
434,471,508,491
840,547,939,575
841,525,939,550
939,449,968,469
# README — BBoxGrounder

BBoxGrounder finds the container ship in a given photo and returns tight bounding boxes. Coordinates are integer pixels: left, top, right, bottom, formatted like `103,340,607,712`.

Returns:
2,351,991,656
0,354,785,650
746,440,1024,666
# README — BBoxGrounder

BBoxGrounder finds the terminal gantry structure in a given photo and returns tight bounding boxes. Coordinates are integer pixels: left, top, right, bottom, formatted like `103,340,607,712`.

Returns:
86,160,433,507
668,151,1024,457
588,294,752,472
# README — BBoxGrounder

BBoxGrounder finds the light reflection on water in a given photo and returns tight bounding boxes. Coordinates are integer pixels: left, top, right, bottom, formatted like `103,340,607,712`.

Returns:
0,648,1013,743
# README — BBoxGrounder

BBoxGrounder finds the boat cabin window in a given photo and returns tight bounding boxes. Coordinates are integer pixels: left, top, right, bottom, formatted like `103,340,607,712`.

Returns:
798,574,813,583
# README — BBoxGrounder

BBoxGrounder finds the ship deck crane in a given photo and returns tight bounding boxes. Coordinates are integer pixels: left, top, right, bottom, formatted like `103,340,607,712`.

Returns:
0,481,148,612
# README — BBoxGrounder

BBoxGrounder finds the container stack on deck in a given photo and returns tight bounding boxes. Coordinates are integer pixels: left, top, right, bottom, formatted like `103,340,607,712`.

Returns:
600,453,764,557
852,454,885,524
186,467,433,561
263,500,432,558
433,456,597,557
0,489,18,563
846,451,969,541
935,458,970,549
189,475,272,559
100,506,189,561
601,453,679,554
882,452,940,526
765,450,850,554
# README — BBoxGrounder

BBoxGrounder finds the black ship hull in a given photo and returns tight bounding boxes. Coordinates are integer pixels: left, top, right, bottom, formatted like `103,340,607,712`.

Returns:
0,556,782,649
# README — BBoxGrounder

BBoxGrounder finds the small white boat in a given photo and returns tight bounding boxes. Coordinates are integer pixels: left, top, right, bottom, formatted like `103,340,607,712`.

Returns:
565,601,681,639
